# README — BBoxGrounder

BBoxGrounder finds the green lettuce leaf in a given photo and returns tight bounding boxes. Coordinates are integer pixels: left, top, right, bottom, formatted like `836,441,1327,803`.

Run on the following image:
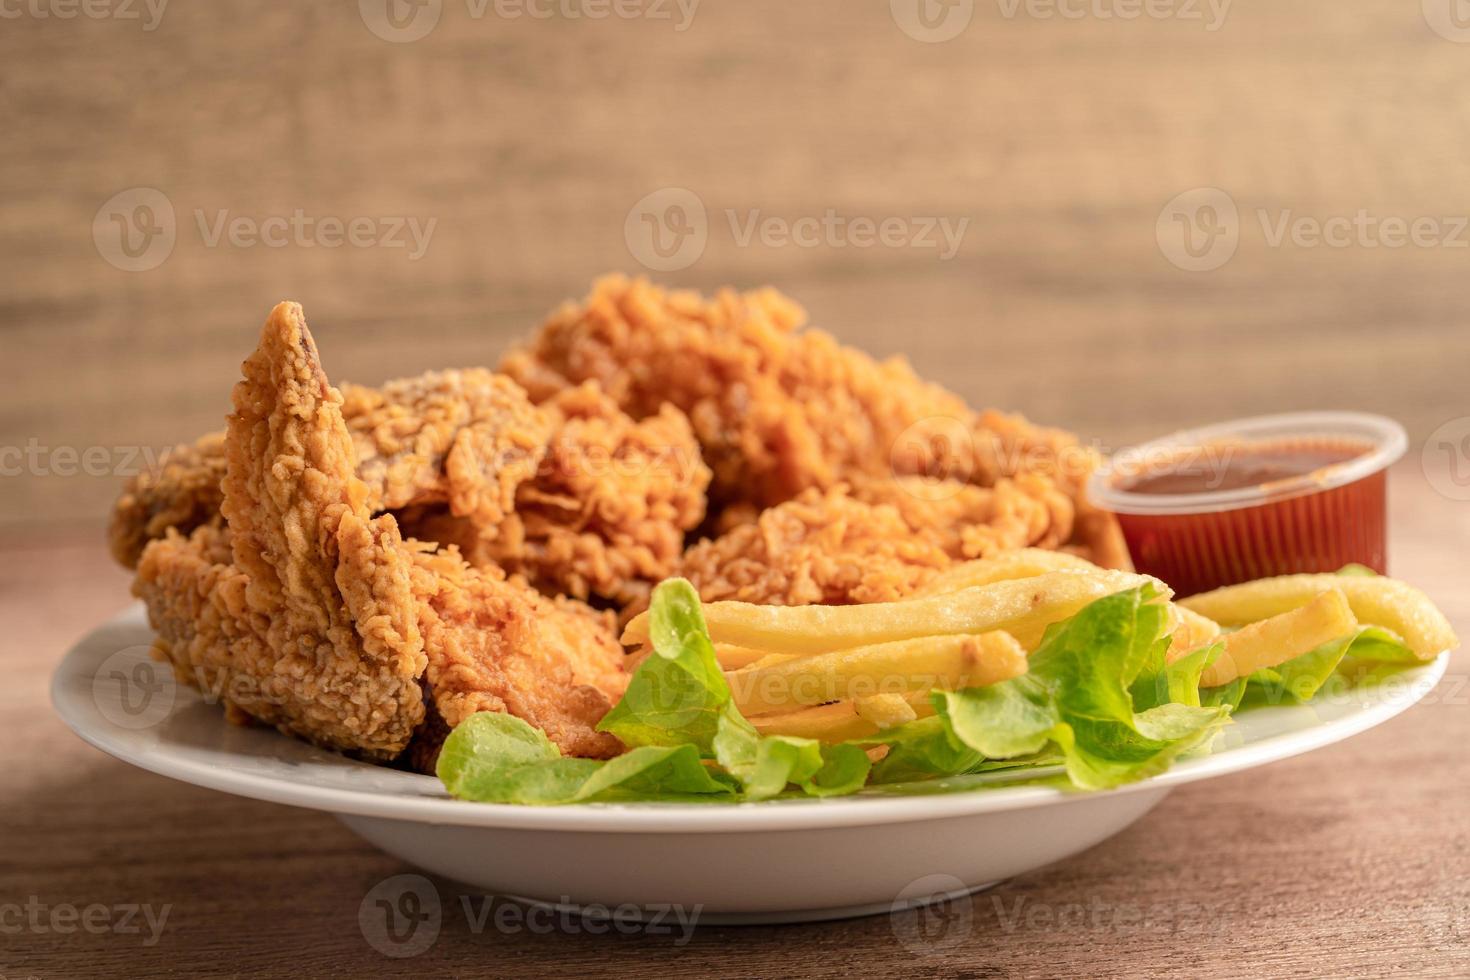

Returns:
596,579,728,752
931,587,1231,790
437,711,737,805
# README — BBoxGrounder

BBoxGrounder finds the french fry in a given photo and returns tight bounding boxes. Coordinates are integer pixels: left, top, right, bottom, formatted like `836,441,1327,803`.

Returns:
1198,588,1357,688
750,691,934,742
1182,575,1456,661
748,701,876,742
1165,604,1221,663
713,643,788,670
622,569,1164,654
853,692,921,730
913,548,1099,597
726,630,1028,716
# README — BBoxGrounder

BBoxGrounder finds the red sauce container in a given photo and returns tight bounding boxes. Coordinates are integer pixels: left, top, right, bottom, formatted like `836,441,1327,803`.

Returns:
1087,413,1407,597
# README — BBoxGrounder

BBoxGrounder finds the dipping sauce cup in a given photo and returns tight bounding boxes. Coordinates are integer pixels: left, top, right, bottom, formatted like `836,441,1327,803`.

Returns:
1086,412,1407,597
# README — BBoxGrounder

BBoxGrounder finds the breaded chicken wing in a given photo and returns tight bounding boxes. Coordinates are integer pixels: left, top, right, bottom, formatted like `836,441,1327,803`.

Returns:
672,476,1076,607
400,382,709,607
500,275,1128,569
135,302,625,764
137,306,429,757
111,366,710,606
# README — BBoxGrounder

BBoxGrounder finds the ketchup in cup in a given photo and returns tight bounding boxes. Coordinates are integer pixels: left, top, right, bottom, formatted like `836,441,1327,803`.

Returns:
1087,413,1407,597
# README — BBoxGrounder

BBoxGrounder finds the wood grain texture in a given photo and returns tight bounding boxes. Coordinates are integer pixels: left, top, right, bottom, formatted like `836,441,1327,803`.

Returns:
3,462,1468,978
3,1,1470,532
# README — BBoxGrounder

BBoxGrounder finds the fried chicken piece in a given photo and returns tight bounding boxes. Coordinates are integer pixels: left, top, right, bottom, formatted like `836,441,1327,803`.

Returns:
500,275,1128,569
135,302,625,764
848,474,1075,560
110,368,709,606
108,432,229,568
673,476,1077,607
109,370,553,569
401,382,710,607
341,369,552,524
136,305,429,757
673,485,952,607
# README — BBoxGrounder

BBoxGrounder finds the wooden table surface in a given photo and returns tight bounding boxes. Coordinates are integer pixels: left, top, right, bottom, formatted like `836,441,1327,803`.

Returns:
3,461,1466,978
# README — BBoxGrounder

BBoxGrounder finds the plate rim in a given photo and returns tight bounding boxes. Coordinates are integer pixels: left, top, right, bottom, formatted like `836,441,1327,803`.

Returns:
53,604,1450,835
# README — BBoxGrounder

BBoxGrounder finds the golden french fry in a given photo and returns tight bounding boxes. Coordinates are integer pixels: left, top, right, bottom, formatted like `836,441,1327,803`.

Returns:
749,701,876,742
1182,575,1456,661
914,549,1099,596
750,691,934,742
623,569,1163,654
1166,604,1221,663
1199,588,1357,688
726,630,1028,716
853,692,921,730
713,643,789,670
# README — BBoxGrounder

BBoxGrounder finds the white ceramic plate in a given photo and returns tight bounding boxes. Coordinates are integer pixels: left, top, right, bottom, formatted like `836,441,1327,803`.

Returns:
54,605,1448,924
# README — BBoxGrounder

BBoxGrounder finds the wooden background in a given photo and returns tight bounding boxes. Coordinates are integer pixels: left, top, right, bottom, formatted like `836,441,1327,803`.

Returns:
4,1,1470,535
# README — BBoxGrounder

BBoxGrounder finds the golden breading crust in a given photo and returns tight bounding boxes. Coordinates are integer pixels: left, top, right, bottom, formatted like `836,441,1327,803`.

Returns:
137,303,428,758
109,371,709,606
108,433,229,568
674,485,952,607
499,274,1129,569
401,382,711,607
409,545,626,762
109,370,553,569
134,302,626,765
342,369,553,524
670,476,1079,608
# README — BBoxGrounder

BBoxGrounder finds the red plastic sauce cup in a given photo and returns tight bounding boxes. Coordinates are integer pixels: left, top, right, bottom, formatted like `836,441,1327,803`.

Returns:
1086,412,1407,597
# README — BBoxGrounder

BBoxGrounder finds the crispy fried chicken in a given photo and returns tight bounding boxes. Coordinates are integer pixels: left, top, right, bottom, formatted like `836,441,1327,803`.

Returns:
112,366,710,606
134,302,626,764
671,475,1075,607
498,275,1128,569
